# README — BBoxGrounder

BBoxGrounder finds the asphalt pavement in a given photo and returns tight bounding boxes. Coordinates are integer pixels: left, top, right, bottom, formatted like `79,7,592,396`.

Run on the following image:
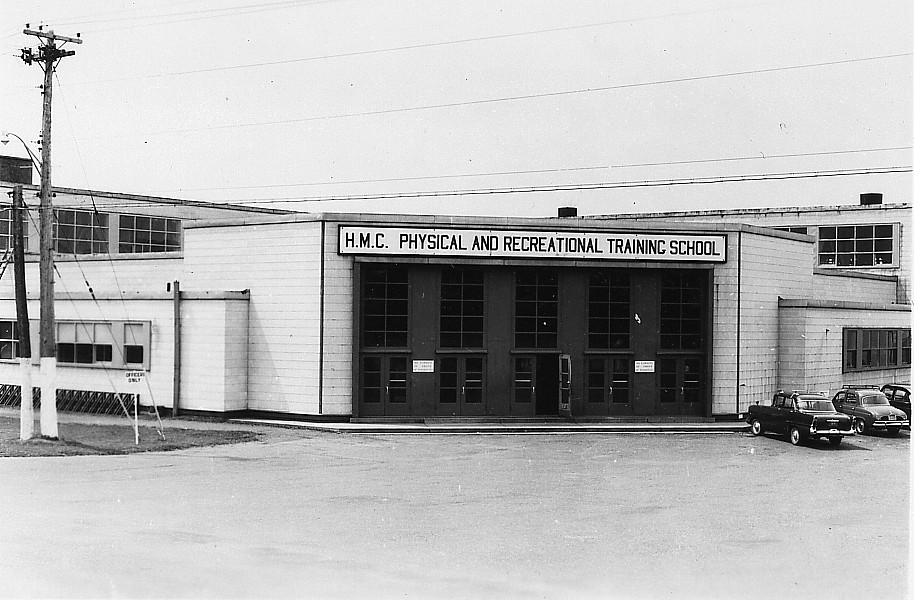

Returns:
0,419,908,600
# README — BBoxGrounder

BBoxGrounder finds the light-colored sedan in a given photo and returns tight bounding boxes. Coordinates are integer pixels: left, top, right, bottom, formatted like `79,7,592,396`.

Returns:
832,387,909,435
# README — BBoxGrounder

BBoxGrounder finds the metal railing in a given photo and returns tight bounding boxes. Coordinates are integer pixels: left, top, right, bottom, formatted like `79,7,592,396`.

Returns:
0,384,137,416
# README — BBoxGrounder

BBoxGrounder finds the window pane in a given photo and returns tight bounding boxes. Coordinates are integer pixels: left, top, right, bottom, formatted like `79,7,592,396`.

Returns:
95,344,113,362
362,267,408,348
55,209,108,254
515,271,558,349
75,343,94,363
58,343,75,363
660,271,704,350
440,269,484,349
124,345,144,364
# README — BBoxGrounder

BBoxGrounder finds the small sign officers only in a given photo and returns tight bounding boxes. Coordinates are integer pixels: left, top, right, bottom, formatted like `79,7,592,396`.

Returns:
339,226,726,263
125,370,146,387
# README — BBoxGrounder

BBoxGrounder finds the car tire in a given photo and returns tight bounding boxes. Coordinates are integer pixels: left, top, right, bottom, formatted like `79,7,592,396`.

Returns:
789,426,803,446
750,419,763,436
854,418,866,435
828,436,842,446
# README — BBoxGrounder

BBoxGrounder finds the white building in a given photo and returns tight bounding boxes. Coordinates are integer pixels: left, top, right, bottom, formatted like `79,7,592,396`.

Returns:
0,166,909,420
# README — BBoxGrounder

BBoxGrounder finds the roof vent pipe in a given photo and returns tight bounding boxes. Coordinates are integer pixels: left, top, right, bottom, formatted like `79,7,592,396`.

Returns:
860,193,883,205
557,206,578,218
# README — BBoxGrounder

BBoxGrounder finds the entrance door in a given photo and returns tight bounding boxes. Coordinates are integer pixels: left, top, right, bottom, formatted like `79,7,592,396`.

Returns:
360,354,410,416
438,355,486,416
513,355,559,416
657,356,703,416
586,356,633,416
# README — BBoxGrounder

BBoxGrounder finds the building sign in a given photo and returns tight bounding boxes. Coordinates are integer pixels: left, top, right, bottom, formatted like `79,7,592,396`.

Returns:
412,360,435,373
339,226,726,262
635,361,655,373
125,370,146,387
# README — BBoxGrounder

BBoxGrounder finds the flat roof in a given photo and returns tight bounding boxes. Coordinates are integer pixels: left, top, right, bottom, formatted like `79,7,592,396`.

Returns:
0,182,294,216
586,202,910,221
183,211,807,240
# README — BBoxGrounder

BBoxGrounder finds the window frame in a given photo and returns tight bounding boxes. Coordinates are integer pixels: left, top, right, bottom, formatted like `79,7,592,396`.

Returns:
843,327,912,372
52,320,152,370
587,270,631,351
54,208,109,255
361,265,410,349
118,214,182,254
514,270,558,350
0,207,27,253
0,320,20,360
817,223,899,269
439,268,485,349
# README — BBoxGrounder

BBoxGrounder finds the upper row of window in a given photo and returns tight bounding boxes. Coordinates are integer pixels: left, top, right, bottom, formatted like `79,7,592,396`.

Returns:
0,208,182,255
361,267,705,352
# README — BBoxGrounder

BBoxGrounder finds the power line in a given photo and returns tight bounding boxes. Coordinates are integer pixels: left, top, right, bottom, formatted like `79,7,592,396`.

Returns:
156,146,913,193
227,166,914,204
41,2,783,85
32,166,909,210
73,53,911,140
46,0,336,29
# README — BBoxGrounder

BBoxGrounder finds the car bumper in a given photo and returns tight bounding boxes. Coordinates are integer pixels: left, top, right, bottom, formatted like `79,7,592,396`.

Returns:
870,420,909,430
810,427,854,436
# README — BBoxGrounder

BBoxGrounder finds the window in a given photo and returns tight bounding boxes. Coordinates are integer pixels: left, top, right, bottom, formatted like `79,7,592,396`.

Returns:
0,321,19,359
904,330,912,365
660,272,704,351
440,269,484,348
0,208,26,252
54,321,151,369
818,224,895,267
362,266,409,348
119,215,182,253
588,271,630,350
124,323,146,365
58,322,114,365
843,328,911,372
586,357,630,403
54,209,109,254
515,271,557,349
774,226,809,235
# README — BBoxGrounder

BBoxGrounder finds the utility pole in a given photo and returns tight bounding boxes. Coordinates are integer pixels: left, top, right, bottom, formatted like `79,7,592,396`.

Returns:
21,26,82,439
11,185,33,441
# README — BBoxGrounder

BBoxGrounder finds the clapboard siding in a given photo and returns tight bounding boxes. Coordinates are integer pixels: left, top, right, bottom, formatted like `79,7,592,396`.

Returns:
779,304,911,393
183,222,323,414
711,232,814,414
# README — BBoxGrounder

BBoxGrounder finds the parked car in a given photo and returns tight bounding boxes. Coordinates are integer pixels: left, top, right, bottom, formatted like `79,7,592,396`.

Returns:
747,390,854,446
832,386,909,435
880,383,911,425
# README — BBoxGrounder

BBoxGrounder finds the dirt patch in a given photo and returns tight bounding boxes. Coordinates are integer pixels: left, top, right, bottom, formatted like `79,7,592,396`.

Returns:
0,416,259,457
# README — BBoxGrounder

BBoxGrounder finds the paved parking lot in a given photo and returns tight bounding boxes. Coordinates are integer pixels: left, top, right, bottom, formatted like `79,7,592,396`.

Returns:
1,426,908,599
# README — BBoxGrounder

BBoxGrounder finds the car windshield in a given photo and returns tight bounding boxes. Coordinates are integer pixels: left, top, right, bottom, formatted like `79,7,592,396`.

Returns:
797,399,835,411
861,394,889,406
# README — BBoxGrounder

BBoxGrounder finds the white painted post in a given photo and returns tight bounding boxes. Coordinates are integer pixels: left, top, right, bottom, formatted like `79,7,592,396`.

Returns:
134,394,139,445
39,357,57,439
19,358,33,441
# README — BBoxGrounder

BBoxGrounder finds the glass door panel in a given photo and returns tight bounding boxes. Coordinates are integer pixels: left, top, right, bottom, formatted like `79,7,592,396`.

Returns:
438,355,486,415
359,354,411,416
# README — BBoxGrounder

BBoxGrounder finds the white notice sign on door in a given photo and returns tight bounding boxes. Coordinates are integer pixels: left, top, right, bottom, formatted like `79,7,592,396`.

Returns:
634,361,655,373
412,360,435,373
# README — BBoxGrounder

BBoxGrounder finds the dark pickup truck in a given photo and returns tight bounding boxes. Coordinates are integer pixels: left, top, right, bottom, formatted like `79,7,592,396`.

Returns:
747,390,855,446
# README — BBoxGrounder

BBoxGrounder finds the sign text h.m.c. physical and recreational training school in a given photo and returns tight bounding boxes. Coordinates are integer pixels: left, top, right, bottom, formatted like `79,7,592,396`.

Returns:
338,226,727,262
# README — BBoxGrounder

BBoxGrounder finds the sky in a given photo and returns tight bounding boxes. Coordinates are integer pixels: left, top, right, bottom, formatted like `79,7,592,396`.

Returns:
1,0,911,217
